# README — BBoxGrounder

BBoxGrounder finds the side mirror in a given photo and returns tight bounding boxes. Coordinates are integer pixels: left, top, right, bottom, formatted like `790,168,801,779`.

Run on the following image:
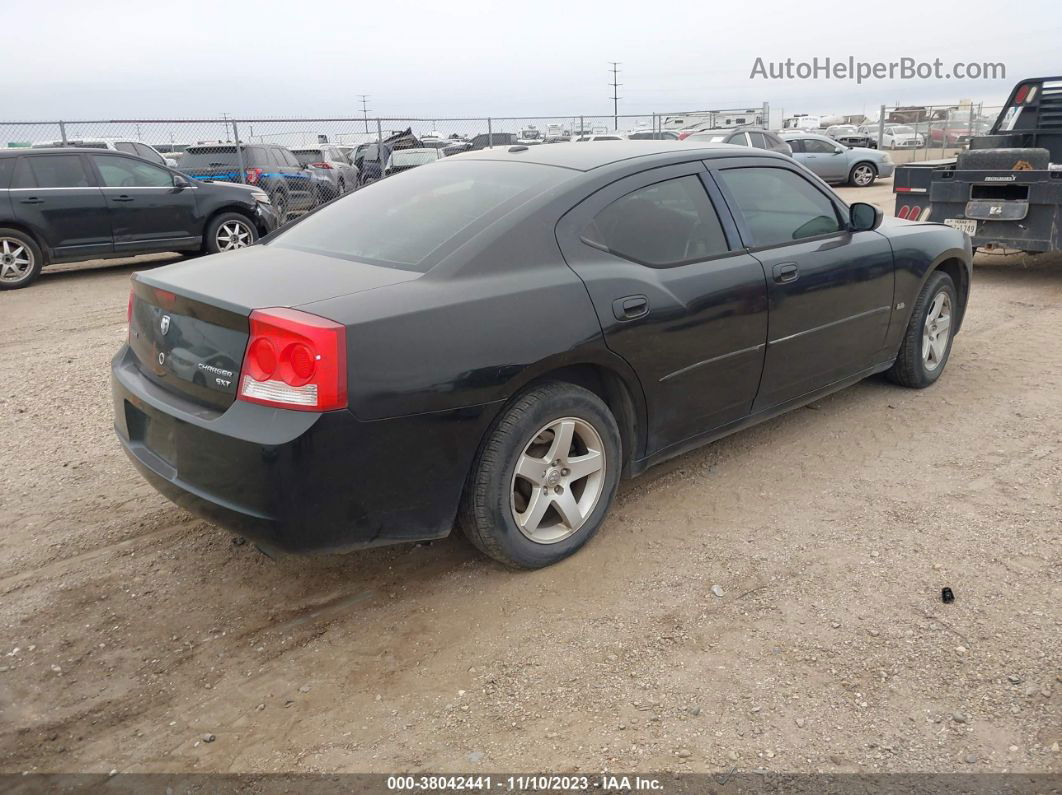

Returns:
850,202,883,231
173,175,191,190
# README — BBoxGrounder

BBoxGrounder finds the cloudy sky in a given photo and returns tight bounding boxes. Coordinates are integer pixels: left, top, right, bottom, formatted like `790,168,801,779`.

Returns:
3,0,1058,120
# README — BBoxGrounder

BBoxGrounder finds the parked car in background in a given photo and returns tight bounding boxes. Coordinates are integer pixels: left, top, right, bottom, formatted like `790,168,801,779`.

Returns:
0,148,277,289
290,145,359,198
178,144,317,219
825,125,877,149
781,132,893,186
682,128,792,156
575,133,628,142
859,124,924,149
418,137,452,150
153,143,191,164
352,142,393,185
32,138,177,168
112,141,970,568
627,130,680,141
384,147,444,176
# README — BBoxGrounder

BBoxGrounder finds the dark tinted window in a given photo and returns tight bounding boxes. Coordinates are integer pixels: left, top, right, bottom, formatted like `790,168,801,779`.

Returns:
179,146,246,168
726,133,749,146
94,155,173,187
0,158,13,189
134,143,165,164
115,142,138,155
582,175,729,267
786,138,804,153
748,132,767,148
272,160,563,271
803,139,839,154
717,167,842,246
27,155,91,188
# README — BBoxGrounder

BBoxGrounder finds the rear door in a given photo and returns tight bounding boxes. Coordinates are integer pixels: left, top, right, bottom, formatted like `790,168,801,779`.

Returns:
10,153,112,258
557,162,769,453
91,153,199,251
713,159,894,410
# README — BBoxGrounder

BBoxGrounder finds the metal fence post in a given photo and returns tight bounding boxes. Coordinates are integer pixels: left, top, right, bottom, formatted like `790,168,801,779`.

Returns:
877,106,886,156
487,117,493,148
231,120,247,184
579,116,584,137
59,120,68,146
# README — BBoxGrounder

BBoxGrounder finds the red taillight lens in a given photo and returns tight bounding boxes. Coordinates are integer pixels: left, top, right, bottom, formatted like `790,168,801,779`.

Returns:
127,288,134,324
677,131,691,140
1014,84,1030,104
238,308,347,411
246,167,264,184
311,161,333,169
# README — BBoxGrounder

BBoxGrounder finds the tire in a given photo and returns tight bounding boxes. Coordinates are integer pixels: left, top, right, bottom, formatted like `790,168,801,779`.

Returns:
337,177,346,195
270,191,288,225
458,382,622,569
204,212,258,254
886,270,958,388
848,162,877,187
0,228,44,290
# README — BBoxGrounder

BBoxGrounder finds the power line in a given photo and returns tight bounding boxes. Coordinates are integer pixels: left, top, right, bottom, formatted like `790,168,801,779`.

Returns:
608,62,622,130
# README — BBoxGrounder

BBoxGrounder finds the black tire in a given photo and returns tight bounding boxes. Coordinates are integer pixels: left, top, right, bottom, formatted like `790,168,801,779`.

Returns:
458,382,622,569
848,162,878,187
337,177,346,195
270,190,288,225
887,270,958,388
0,228,44,290
203,212,258,254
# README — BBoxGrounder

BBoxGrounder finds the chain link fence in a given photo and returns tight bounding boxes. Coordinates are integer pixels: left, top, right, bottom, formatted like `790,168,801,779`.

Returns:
867,103,1003,163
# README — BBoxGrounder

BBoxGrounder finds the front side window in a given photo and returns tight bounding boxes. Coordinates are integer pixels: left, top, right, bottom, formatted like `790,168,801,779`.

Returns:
804,139,840,154
26,155,92,188
94,155,173,188
717,167,842,247
582,175,729,268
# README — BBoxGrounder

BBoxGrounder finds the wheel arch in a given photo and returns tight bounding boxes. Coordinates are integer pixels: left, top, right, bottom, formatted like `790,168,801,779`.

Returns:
206,205,265,236
0,222,51,264
924,252,970,333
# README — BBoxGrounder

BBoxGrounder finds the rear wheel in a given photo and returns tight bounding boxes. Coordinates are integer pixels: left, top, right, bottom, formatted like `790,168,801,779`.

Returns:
887,270,957,388
204,212,257,254
849,162,877,187
459,382,621,568
0,228,44,290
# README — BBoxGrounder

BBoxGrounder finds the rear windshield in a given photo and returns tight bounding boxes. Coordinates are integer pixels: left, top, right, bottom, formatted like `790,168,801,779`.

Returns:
179,147,246,168
271,160,564,272
888,125,915,134
292,149,324,165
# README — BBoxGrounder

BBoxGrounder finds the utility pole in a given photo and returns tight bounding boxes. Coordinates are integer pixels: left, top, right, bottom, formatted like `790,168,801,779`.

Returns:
608,62,622,131
358,95,371,134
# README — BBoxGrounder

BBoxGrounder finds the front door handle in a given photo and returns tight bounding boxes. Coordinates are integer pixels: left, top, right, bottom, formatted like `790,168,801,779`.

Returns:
112,195,135,202
612,295,649,321
773,263,799,283
20,197,44,205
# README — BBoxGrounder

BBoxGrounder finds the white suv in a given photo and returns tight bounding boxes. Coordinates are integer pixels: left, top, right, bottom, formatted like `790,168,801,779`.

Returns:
31,138,176,167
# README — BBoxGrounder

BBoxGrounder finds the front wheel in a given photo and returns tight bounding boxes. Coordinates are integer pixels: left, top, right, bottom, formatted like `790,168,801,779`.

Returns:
849,162,877,187
459,382,622,568
204,212,257,254
887,270,957,388
0,228,44,290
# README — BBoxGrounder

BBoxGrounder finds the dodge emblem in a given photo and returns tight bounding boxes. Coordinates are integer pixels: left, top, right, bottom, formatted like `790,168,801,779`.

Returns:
160,315,171,335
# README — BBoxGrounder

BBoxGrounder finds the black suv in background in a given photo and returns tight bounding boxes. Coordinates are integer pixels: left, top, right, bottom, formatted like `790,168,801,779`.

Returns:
0,148,278,289
178,144,318,220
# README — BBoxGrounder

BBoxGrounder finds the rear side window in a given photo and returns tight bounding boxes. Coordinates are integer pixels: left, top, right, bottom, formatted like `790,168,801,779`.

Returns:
727,133,749,146
134,143,165,164
115,142,138,155
26,155,92,188
748,132,767,148
717,167,842,246
272,160,563,271
0,158,13,189
94,155,174,187
582,175,729,267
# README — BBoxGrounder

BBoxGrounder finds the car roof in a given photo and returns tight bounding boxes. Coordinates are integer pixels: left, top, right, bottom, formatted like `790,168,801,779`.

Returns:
451,140,767,172
0,147,133,157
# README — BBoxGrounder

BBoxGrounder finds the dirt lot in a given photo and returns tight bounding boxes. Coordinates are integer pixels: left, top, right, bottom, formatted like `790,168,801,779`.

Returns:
1,183,1059,776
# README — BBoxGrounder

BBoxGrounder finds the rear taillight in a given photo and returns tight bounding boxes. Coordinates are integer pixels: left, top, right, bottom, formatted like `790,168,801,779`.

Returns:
246,167,264,184
677,131,691,140
311,161,333,169
238,308,347,411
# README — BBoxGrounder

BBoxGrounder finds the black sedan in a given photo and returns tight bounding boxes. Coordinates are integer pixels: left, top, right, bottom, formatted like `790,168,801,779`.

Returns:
112,142,972,568
0,148,279,289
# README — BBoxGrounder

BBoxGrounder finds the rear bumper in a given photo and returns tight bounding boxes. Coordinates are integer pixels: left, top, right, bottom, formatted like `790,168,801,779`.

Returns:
112,346,498,554
877,162,896,179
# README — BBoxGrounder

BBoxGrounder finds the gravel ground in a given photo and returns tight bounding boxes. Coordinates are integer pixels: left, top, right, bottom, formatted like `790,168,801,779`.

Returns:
0,184,1059,776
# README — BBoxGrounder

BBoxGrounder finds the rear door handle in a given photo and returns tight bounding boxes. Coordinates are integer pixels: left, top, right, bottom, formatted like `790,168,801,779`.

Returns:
773,263,799,283
612,295,649,321
20,197,44,205
112,195,135,202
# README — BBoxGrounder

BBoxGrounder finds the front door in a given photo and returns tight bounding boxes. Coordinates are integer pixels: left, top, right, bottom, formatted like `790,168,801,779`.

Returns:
10,153,112,259
793,137,849,182
91,154,199,252
713,160,895,411
556,162,769,454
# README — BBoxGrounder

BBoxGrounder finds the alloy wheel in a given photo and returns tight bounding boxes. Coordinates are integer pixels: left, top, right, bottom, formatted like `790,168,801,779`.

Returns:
510,417,606,544
853,165,875,186
922,290,952,371
0,237,34,284
215,220,253,251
